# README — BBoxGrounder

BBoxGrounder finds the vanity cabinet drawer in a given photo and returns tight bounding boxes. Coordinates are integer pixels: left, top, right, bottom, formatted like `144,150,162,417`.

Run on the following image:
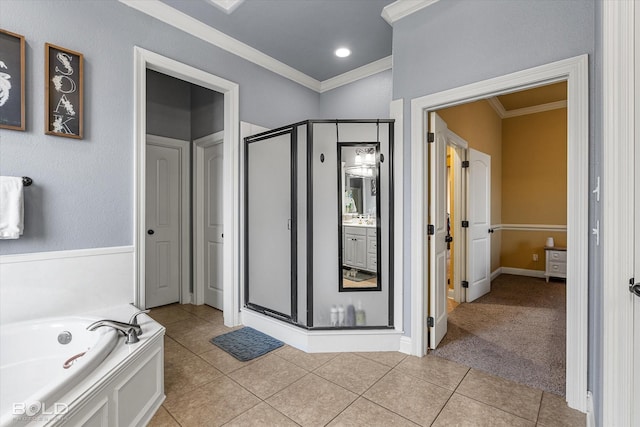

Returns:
367,236,377,253
367,228,377,238
344,226,367,236
367,253,377,271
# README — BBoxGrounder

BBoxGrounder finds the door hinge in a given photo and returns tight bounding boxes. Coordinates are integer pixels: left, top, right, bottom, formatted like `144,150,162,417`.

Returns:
461,160,470,168
461,281,469,288
427,224,435,235
427,132,435,143
427,317,434,327
461,220,469,228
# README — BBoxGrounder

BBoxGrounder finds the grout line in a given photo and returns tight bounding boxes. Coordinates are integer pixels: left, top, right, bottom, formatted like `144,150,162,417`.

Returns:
358,395,420,426
428,368,471,426
452,389,539,424
535,391,544,423
262,400,303,426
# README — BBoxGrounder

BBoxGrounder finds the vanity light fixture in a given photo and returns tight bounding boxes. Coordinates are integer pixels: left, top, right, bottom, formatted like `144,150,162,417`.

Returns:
346,147,376,177
335,47,351,58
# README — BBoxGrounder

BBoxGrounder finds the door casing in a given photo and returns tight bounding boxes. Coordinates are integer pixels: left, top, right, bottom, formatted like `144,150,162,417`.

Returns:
134,47,240,327
411,55,589,411
445,130,468,304
602,1,637,425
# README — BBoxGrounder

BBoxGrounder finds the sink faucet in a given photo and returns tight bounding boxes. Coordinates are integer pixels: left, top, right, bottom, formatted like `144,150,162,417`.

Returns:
87,310,149,344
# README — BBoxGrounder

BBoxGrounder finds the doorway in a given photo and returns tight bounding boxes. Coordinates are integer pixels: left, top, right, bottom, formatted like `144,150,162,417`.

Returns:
144,70,225,311
411,55,589,411
133,47,240,326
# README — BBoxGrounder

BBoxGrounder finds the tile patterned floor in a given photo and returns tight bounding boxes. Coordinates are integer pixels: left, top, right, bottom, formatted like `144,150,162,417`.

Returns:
147,304,585,427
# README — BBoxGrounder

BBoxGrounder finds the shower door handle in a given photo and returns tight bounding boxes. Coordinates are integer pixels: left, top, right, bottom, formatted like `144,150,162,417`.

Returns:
287,219,292,230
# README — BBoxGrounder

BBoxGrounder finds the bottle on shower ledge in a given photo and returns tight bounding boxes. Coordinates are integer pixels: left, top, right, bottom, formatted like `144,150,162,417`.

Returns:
355,301,366,326
330,305,338,327
337,305,345,327
346,303,356,327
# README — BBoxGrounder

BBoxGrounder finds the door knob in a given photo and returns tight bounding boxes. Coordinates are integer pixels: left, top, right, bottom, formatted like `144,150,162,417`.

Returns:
488,228,494,234
630,282,640,297
445,236,453,243
147,229,154,235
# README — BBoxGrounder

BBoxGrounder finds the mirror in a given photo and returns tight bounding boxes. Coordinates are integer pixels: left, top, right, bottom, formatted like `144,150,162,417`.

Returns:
339,145,381,291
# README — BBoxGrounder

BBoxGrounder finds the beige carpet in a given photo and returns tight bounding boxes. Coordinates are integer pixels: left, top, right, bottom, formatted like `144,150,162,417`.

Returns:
432,274,566,396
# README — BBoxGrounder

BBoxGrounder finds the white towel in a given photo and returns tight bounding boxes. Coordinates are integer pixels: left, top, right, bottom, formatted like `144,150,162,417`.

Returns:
0,176,24,239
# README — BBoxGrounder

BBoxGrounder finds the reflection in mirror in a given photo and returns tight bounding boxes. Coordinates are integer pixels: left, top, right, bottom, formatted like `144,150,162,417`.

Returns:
340,145,380,291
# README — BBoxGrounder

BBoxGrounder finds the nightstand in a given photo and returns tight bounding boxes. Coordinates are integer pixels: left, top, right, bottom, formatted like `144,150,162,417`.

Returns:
545,246,567,282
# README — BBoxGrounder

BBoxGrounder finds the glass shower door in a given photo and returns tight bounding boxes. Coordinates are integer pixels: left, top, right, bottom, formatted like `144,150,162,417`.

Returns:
245,129,297,321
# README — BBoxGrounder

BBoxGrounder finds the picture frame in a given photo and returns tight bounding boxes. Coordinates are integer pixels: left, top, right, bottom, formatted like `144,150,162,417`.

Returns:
45,43,83,139
0,29,26,131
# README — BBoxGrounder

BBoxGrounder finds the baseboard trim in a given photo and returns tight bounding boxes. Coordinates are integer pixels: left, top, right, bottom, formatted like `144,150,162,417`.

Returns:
491,267,502,281
242,309,404,353
399,336,412,355
586,391,595,427
500,267,546,279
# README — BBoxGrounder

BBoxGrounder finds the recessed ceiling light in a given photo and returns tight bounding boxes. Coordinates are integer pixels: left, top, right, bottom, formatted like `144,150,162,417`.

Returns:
335,47,351,58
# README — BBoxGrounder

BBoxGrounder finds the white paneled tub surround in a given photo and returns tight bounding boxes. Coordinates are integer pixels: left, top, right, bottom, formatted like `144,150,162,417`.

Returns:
0,305,165,427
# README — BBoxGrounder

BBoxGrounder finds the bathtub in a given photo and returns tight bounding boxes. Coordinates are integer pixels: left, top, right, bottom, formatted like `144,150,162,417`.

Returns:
0,307,165,426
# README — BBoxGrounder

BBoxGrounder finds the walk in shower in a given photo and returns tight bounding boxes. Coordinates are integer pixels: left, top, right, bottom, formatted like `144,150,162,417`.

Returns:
244,119,394,329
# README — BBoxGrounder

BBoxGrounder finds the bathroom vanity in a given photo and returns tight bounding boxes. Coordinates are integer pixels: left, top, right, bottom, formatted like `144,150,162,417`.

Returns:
342,224,376,273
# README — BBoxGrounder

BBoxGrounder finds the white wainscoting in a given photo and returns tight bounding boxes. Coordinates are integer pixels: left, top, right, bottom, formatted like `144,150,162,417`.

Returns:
0,246,134,324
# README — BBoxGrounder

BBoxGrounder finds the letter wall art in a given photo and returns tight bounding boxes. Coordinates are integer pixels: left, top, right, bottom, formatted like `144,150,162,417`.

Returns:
45,43,83,139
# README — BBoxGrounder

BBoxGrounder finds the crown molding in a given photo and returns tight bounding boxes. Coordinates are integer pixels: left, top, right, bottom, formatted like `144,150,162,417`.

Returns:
119,0,322,92
487,97,507,118
487,97,567,119
503,100,567,118
320,55,392,93
382,0,440,25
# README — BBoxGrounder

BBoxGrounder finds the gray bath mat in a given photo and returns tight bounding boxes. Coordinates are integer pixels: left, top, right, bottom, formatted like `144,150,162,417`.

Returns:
210,327,284,361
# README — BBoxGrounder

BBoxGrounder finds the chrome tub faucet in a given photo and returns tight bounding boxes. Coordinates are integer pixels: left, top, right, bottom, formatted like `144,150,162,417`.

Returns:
86,310,150,344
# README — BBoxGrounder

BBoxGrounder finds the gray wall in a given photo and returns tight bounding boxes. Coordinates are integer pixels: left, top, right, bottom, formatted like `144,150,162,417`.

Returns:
0,0,319,255
191,84,224,140
146,69,224,141
319,70,392,119
391,0,599,420
146,69,192,141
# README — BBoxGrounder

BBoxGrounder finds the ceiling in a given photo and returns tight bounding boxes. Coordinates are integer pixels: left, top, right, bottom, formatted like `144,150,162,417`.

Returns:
159,0,394,82
497,82,567,111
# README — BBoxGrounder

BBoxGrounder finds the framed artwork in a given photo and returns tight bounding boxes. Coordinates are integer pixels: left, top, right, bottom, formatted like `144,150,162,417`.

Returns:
0,29,26,131
45,43,83,139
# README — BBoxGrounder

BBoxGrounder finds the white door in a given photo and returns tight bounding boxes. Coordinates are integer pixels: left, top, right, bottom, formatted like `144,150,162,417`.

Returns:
467,148,491,302
146,143,182,308
428,112,448,349
203,141,224,309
